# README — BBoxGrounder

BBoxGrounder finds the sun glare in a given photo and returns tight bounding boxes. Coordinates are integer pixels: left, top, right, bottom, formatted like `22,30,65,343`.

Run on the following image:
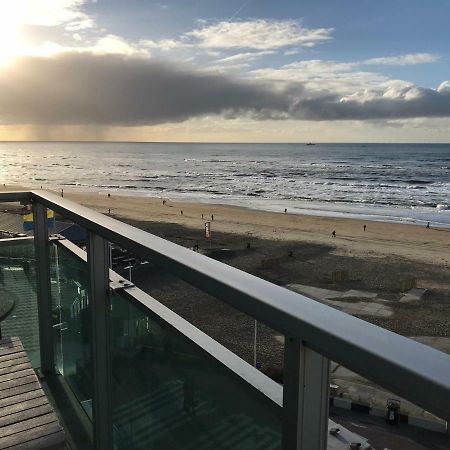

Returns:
0,3,26,65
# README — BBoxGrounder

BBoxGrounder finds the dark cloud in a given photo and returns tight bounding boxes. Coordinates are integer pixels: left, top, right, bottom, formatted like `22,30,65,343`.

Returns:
290,85,450,121
0,53,289,126
0,53,449,125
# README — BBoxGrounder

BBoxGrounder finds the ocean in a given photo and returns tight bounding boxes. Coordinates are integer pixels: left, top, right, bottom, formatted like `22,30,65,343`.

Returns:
1,141,449,227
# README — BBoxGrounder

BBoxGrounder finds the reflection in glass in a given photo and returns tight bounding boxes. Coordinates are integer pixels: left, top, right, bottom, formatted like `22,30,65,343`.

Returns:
111,291,281,450
51,242,93,419
0,240,40,367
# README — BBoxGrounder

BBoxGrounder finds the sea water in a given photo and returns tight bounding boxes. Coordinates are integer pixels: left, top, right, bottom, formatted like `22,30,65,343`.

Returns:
0,141,449,227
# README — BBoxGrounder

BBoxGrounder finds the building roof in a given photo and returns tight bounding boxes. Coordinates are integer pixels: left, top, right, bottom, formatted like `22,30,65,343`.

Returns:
0,212,87,242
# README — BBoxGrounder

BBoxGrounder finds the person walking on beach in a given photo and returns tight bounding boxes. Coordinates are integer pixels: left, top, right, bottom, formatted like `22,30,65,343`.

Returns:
363,224,366,231
211,214,214,221
331,230,336,238
284,208,287,213
426,222,430,229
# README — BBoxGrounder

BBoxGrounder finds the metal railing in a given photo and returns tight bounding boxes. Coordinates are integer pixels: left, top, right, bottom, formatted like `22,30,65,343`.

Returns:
1,190,449,450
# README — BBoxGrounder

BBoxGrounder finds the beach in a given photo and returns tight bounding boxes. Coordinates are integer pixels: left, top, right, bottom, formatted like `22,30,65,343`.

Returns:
2,185,450,408
66,189,450,267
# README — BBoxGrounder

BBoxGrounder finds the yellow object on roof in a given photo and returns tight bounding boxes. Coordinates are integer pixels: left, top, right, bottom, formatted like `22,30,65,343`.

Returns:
23,209,54,222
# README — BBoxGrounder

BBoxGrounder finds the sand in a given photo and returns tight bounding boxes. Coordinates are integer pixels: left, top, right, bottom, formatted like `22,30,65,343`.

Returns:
63,190,450,267
3,185,450,268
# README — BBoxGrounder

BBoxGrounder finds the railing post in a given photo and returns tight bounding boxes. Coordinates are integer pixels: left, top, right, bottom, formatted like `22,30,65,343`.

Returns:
88,232,113,450
33,201,54,375
282,337,330,450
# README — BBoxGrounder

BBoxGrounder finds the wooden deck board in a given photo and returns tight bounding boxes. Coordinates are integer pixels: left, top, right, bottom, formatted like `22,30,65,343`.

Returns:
0,421,62,449
0,363,32,376
0,390,46,410
0,338,65,449
0,397,49,417
6,431,66,450
0,344,24,358
0,354,29,366
0,375,38,391
0,369,35,384
0,382,42,401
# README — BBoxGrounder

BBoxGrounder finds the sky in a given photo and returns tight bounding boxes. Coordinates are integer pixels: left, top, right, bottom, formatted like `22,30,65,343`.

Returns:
0,0,449,142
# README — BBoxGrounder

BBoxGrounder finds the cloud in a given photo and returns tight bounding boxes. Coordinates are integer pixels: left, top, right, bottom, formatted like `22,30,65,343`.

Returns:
186,19,333,50
0,53,449,128
363,53,440,66
141,38,188,51
88,35,149,56
0,53,288,126
145,19,333,52
250,55,442,95
250,60,388,95
8,0,93,28
214,51,275,64
294,83,450,121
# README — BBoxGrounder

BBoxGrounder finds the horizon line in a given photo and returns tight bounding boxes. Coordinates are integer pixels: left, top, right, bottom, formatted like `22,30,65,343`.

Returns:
0,140,449,145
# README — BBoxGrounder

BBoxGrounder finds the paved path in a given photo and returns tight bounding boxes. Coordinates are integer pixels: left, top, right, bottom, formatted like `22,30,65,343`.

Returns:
287,283,394,317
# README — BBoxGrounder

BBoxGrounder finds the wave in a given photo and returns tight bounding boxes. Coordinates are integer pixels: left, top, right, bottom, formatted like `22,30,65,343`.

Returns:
406,179,434,185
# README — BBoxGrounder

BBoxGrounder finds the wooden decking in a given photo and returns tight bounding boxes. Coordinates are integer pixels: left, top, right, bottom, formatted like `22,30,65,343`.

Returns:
0,337,65,449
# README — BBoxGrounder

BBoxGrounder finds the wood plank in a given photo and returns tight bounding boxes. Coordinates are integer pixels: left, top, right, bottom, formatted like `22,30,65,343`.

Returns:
0,369,35,384
0,375,37,391
0,412,58,438
7,431,65,450
0,337,21,345
0,390,46,409
0,338,65,449
0,396,49,418
0,421,62,449
0,382,41,400
0,353,28,366
0,347,24,359
0,342,24,356
0,363,32,376
0,404,54,428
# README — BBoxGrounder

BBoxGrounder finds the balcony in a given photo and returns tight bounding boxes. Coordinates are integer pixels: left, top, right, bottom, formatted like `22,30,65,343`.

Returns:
0,190,449,450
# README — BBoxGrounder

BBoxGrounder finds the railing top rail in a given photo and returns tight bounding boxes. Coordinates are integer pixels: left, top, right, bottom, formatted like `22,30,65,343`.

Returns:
0,191,32,203
2,190,448,420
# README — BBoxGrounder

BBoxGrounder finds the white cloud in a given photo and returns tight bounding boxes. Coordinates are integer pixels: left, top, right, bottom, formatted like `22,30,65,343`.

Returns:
13,0,93,28
13,35,150,59
65,16,95,31
250,60,388,95
214,51,275,64
0,2,152,61
248,51,442,97
363,53,440,66
141,38,188,51
89,35,149,57
186,19,333,50
437,80,450,93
